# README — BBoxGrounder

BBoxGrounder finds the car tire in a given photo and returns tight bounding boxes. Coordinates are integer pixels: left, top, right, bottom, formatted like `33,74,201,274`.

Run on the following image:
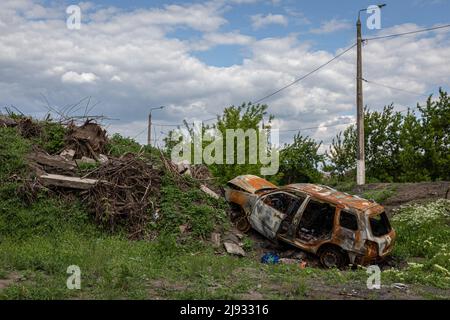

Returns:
319,246,348,269
235,216,251,233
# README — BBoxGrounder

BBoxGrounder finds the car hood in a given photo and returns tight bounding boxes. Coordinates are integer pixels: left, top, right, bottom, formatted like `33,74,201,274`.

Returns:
227,175,278,194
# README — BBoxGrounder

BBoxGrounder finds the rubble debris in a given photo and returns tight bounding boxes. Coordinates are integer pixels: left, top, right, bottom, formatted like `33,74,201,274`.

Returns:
60,149,75,161
17,118,41,138
98,154,109,164
234,231,244,240
191,164,213,181
39,174,98,190
224,242,246,257
27,151,77,175
174,160,191,175
279,258,300,265
76,156,96,165
200,184,219,199
0,116,17,128
211,232,221,248
280,249,307,260
391,283,408,291
223,232,241,245
65,120,108,160
179,224,190,234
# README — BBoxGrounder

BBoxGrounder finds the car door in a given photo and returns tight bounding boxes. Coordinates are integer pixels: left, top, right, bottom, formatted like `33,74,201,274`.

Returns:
250,192,290,239
334,209,359,249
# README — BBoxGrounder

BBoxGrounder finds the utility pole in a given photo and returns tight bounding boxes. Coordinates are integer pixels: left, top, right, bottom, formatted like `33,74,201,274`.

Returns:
355,4,386,185
356,13,365,186
147,106,165,146
147,112,152,146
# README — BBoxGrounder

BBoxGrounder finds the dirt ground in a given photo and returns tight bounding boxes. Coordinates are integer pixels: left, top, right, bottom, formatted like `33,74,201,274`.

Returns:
353,181,450,213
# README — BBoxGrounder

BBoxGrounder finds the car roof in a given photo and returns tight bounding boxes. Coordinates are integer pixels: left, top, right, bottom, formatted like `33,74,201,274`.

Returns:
284,183,381,212
227,175,278,194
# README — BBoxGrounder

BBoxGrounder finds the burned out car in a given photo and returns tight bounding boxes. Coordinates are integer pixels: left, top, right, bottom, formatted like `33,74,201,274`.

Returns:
225,175,396,268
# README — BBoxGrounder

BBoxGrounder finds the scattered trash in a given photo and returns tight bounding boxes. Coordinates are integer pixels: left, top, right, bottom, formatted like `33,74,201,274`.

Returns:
224,242,246,257
98,154,109,164
179,224,190,234
200,184,219,199
391,283,408,291
279,258,298,265
261,252,279,264
211,232,221,248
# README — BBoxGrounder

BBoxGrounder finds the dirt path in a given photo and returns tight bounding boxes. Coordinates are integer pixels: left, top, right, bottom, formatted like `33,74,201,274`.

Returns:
353,181,450,213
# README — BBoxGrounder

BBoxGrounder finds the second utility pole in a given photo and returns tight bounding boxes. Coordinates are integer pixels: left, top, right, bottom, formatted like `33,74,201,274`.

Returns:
356,15,365,185
147,112,152,146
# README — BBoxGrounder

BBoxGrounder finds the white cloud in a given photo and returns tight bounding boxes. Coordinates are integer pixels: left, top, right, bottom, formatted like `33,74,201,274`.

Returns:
310,19,351,34
61,71,98,84
251,13,288,30
0,0,449,151
191,31,255,51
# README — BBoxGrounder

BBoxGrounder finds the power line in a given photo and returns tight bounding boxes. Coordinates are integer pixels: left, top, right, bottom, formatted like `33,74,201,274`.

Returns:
362,78,431,97
278,121,355,133
364,23,450,41
253,43,357,104
152,115,219,127
148,24,449,137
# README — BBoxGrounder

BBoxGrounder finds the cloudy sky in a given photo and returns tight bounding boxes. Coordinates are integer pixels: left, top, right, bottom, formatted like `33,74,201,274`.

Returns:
1,0,449,150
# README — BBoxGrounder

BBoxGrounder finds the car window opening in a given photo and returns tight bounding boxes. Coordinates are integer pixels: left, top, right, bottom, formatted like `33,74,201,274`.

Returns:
297,200,335,243
340,210,358,231
369,211,391,237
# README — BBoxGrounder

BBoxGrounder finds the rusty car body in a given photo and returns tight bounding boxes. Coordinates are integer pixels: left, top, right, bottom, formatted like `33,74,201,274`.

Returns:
225,175,396,268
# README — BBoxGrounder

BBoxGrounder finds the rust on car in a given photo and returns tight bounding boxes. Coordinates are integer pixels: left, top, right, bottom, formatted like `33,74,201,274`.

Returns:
227,175,278,194
225,175,396,268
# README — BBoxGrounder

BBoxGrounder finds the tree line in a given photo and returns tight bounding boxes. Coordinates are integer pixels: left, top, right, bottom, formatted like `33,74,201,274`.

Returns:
164,88,449,185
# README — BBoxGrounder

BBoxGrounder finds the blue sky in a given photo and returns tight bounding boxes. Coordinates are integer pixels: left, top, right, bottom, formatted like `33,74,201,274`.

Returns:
50,0,450,67
1,0,449,146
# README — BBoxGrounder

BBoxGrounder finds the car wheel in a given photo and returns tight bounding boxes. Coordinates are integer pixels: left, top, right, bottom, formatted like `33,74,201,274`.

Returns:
319,246,348,269
235,216,251,233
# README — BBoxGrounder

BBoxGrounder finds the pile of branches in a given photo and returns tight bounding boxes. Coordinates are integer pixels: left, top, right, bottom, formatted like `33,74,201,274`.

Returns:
85,153,163,239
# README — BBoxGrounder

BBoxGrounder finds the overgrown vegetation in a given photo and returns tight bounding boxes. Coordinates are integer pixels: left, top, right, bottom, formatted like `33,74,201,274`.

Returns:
326,89,450,183
385,200,450,289
1,100,449,299
158,175,229,238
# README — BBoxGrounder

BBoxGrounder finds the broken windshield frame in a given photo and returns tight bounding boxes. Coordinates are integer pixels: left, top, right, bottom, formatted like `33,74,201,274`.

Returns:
369,211,392,237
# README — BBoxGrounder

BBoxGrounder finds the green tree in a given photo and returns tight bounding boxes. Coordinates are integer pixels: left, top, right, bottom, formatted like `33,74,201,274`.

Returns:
275,134,325,185
209,102,273,183
326,88,450,183
417,89,450,181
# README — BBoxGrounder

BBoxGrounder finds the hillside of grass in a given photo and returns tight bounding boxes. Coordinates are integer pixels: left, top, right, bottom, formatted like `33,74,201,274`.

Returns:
0,120,449,300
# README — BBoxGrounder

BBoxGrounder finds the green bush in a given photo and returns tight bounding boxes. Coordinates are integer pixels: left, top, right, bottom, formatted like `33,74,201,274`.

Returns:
386,200,450,288
0,127,31,179
106,133,142,157
37,122,67,154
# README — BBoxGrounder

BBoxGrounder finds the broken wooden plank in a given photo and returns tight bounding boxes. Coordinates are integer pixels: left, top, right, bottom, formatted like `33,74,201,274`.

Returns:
200,184,219,199
27,152,76,172
39,174,98,190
